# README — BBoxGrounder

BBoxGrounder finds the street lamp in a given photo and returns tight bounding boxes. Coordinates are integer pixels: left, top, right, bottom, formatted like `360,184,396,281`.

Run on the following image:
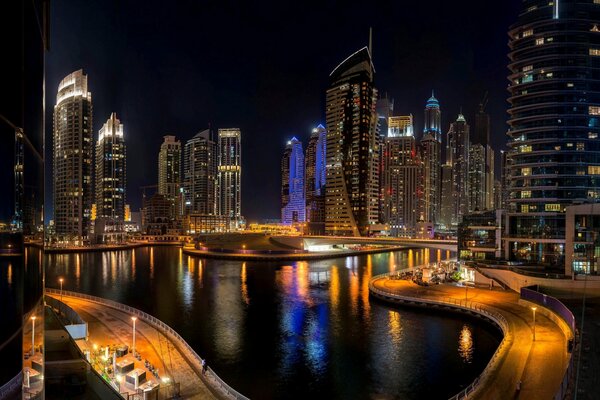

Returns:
30,316,36,356
59,278,64,302
531,306,537,341
131,316,137,356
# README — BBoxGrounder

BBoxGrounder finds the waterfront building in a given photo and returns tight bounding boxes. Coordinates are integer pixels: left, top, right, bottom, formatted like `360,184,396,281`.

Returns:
53,69,93,239
383,115,422,237
184,129,218,217
217,128,243,230
142,192,173,235
420,92,442,226
281,137,305,224
158,135,182,219
447,113,470,226
458,209,504,262
305,125,326,234
504,0,600,269
325,46,379,236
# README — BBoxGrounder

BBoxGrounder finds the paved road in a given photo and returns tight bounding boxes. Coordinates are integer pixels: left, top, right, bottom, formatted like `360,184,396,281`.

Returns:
373,278,569,400
49,294,215,399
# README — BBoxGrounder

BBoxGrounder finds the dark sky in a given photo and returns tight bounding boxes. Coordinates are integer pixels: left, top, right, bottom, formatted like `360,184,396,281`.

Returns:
44,0,522,223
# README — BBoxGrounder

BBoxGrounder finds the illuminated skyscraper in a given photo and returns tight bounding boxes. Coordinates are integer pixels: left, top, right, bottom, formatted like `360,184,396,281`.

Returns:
447,113,470,226
218,128,242,229
184,129,218,215
325,46,379,236
95,113,126,221
376,95,394,222
53,69,93,238
281,137,305,224
158,135,182,219
420,92,442,226
305,125,326,233
504,0,600,268
439,163,454,229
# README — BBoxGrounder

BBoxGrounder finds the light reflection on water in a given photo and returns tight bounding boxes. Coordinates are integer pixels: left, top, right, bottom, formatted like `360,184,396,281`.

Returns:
45,247,500,400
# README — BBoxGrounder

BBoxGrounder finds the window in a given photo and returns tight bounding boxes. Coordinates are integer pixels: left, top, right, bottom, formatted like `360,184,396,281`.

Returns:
589,106,600,115
522,167,532,176
545,204,561,212
520,145,532,153
522,190,531,198
590,48,600,56
523,29,534,37
589,166,600,175
589,132,598,139
523,65,533,72
536,38,544,45
577,143,585,151
521,204,529,213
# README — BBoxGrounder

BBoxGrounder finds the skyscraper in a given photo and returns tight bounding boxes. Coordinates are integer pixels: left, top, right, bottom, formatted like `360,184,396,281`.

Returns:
281,137,305,224
184,129,218,216
420,92,442,226
376,95,394,222
472,101,495,211
95,113,126,221
218,128,242,229
305,125,326,233
158,135,182,219
468,143,486,212
439,163,454,229
325,46,379,236
53,70,93,239
505,0,600,268
383,115,422,237
447,113,470,226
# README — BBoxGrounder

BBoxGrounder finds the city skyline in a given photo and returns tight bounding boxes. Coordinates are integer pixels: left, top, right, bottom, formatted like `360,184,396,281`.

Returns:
40,0,522,223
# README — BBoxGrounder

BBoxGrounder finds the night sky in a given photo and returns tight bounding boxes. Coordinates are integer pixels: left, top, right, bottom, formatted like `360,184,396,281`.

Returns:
43,0,522,222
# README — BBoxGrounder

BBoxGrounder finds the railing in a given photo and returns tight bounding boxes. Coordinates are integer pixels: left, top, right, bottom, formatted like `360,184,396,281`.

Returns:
45,288,249,400
368,272,512,400
0,372,22,399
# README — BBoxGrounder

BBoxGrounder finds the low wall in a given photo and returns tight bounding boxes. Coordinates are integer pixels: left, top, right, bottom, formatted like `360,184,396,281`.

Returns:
0,373,21,399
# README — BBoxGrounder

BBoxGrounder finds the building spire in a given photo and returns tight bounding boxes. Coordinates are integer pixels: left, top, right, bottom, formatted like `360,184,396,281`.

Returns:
369,27,373,59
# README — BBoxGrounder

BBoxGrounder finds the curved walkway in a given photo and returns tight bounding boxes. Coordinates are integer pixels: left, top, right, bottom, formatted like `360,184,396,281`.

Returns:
370,276,569,400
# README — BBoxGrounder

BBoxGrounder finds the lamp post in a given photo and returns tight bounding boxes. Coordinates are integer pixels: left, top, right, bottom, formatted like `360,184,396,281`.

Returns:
131,316,137,356
59,278,64,302
531,306,537,341
30,316,36,356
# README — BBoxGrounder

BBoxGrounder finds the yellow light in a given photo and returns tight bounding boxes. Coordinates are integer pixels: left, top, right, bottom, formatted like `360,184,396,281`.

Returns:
30,316,36,321
131,316,137,322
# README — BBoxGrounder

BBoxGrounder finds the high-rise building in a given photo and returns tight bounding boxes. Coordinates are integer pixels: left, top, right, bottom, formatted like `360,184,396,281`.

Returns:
53,69,93,239
281,137,305,224
420,92,442,226
305,125,326,233
158,135,182,219
468,143,486,212
325,46,379,236
281,141,292,217
376,95,394,222
184,129,218,216
383,116,422,237
504,0,600,268
447,113,470,226
95,113,126,221
218,128,243,229
471,102,496,211
439,163,454,229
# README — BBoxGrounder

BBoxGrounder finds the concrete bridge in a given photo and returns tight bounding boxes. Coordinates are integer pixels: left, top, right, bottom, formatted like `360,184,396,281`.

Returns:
300,235,457,252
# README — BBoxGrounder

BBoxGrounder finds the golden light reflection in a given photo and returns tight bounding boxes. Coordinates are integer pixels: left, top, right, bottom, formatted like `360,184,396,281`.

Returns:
132,250,136,279
424,248,430,266
7,263,12,285
361,255,371,320
111,252,117,282
437,249,441,263
241,262,249,305
349,258,359,315
446,250,451,260
330,265,340,311
458,325,474,363
150,247,154,279
388,252,396,273
408,249,414,268
296,262,309,301
198,260,203,287
76,254,81,280
388,311,402,344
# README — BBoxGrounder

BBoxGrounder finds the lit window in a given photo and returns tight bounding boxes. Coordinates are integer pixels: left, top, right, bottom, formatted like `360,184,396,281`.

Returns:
589,106,600,115
545,204,561,212
588,191,600,199
546,72,553,78
567,83,574,87
520,145,532,153
589,166,600,175
566,143,573,147
577,143,585,151
595,0,600,4
523,29,534,37
589,132,598,139
523,65,533,72
522,167,532,176
590,48,600,56
522,190,531,198
521,204,529,213
555,145,561,150
536,38,544,45
547,37,554,42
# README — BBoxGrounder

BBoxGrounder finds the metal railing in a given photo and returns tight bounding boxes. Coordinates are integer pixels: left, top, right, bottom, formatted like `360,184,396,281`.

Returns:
368,272,511,400
0,372,22,399
45,288,249,400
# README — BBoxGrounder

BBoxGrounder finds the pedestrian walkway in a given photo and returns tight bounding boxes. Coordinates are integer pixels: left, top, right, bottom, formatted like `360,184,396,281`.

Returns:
47,293,215,399
371,278,569,400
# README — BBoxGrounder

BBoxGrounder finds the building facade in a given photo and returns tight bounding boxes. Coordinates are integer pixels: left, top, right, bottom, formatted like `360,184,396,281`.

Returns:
325,46,379,236
53,69,93,239
281,137,305,224
420,92,442,226
447,114,470,227
184,129,218,216
217,128,243,229
504,0,600,268
305,125,326,233
158,135,182,219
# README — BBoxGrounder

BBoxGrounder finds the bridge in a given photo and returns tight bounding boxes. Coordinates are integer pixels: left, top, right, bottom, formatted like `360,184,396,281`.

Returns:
301,235,457,252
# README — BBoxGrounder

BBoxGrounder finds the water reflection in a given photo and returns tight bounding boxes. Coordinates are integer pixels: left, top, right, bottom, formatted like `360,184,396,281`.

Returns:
458,325,474,363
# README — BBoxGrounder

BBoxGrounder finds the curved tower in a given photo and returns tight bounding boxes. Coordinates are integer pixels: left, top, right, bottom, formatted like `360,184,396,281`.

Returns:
325,47,379,236
505,0,600,267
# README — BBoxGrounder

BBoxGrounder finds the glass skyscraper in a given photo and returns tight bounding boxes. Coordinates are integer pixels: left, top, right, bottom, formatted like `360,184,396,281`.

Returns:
420,92,442,226
281,137,306,224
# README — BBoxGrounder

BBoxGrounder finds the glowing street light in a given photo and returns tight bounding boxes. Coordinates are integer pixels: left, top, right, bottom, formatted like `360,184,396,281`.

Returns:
59,278,64,302
131,316,137,356
30,316,36,356
531,306,537,341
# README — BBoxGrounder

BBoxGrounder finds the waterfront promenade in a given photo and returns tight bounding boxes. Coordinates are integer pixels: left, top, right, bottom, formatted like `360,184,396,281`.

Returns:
371,277,569,400
47,292,216,399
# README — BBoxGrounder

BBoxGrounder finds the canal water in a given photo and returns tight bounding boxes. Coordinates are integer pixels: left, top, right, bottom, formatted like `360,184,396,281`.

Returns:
45,247,500,400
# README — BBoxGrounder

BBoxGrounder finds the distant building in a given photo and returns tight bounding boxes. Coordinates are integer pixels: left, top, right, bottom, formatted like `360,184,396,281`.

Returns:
471,103,495,211
142,193,172,235
217,128,243,230
420,92,442,226
458,209,504,262
305,125,326,234
184,129,218,216
325,46,379,236
447,113,470,226
281,137,305,224
158,135,182,219
53,69,93,238
439,163,454,229
376,95,394,222
468,143,486,212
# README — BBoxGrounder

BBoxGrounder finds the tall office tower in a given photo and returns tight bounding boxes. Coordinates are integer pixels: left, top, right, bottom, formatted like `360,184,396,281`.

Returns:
439,163,454,229
184,129,218,215
325,46,379,236
53,69,93,238
218,128,242,229
95,113,126,221
376,95,394,222
281,141,292,216
383,116,422,237
468,143,486,212
281,137,305,224
505,0,600,268
158,135,182,219
305,125,327,232
472,101,496,210
420,92,442,226
473,102,490,147
447,114,470,226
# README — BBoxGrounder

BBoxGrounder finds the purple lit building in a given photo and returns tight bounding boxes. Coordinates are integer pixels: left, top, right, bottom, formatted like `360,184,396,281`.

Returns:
281,137,305,224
